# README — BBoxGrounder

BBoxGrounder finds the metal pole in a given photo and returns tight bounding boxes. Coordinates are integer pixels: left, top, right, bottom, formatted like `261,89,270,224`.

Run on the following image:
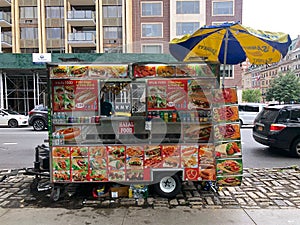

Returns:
36,72,40,105
0,71,3,108
222,28,229,88
33,72,36,106
4,73,7,108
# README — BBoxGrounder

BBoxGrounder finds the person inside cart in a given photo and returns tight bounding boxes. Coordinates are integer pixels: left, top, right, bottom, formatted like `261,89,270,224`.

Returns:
100,94,114,117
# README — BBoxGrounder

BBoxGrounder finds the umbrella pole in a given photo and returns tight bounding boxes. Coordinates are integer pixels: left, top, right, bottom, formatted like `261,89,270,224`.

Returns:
222,28,229,89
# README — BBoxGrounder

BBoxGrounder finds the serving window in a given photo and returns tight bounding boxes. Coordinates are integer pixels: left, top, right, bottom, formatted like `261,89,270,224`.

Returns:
100,81,132,116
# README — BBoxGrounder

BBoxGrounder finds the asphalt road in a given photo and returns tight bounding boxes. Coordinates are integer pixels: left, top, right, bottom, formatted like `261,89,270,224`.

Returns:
0,127,48,170
0,126,299,170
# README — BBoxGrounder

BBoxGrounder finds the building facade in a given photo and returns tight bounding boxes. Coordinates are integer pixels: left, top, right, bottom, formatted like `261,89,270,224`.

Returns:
241,36,300,103
0,0,243,113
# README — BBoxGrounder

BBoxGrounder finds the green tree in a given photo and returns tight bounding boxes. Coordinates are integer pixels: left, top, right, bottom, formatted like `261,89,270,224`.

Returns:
242,89,261,102
266,71,300,104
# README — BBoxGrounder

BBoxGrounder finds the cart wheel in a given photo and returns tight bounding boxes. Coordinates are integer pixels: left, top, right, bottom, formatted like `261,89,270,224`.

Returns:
50,186,61,202
153,174,181,198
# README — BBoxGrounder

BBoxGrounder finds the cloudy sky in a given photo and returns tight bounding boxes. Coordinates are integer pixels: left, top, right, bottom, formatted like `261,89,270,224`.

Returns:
243,0,298,39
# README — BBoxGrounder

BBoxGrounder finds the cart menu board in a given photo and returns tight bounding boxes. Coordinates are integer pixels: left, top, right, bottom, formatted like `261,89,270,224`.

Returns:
147,79,188,111
50,64,128,79
133,63,216,78
212,88,243,187
51,144,221,183
52,79,98,112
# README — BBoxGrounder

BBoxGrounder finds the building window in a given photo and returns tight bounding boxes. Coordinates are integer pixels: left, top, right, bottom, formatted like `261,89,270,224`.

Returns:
20,28,38,39
212,1,233,16
221,64,234,78
103,27,122,39
142,44,163,53
142,23,163,38
176,1,200,14
47,48,65,53
141,2,162,16
104,47,122,53
46,28,64,39
103,6,122,18
176,22,200,35
46,6,64,18
20,7,38,19
21,48,39,53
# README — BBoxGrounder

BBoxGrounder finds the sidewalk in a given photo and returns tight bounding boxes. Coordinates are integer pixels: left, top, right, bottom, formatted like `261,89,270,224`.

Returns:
1,207,300,225
0,167,300,224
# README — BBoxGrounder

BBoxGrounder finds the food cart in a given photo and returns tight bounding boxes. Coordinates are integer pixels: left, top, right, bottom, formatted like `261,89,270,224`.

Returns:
47,61,243,200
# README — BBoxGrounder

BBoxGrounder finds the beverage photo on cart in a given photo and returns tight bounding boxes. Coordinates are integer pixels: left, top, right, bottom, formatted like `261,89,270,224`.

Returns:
0,108,28,128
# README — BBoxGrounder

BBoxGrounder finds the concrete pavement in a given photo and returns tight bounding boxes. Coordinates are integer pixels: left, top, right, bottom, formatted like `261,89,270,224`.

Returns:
1,166,300,224
1,207,300,225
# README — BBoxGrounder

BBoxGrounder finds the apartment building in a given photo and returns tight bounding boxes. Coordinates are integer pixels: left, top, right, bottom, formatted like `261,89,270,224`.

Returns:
241,36,300,103
0,0,243,113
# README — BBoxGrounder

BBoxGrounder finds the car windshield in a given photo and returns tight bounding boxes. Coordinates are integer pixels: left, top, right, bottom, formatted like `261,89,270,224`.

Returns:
256,108,279,123
34,105,46,110
3,109,19,115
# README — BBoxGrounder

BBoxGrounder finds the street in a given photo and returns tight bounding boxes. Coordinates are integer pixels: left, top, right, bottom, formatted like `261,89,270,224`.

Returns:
0,127,48,170
0,126,299,170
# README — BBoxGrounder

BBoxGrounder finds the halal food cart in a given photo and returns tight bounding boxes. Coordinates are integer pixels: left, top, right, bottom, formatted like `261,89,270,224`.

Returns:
47,61,243,200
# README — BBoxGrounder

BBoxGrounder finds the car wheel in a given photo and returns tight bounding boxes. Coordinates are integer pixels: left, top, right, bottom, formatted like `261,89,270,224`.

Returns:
32,119,46,131
153,174,181,198
8,119,18,128
290,138,300,158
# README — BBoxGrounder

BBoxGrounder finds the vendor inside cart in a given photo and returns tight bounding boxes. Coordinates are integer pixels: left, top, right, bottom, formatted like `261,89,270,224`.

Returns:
100,94,114,117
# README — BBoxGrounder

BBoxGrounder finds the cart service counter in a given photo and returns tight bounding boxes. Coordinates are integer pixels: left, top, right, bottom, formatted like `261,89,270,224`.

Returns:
47,62,243,199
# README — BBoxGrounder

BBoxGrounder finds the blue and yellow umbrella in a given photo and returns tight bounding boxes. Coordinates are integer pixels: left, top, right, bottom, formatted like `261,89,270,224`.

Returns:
169,22,291,65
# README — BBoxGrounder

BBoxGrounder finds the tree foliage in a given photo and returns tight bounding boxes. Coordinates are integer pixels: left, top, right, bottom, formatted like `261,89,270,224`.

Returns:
266,71,300,104
242,89,261,102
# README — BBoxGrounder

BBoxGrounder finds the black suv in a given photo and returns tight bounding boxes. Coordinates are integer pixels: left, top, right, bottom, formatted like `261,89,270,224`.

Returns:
252,104,300,157
28,105,48,131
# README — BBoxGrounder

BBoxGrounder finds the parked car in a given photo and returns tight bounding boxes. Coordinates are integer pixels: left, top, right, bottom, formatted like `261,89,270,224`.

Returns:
238,103,266,126
252,104,300,157
0,109,28,127
28,105,48,131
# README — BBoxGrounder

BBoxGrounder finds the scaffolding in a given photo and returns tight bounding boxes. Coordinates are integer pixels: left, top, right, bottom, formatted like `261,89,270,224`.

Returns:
0,70,47,115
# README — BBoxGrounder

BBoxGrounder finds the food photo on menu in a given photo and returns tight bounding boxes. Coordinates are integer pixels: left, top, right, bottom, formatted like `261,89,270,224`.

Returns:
217,175,242,186
53,170,70,182
133,64,156,78
50,65,69,78
216,158,243,176
199,164,216,181
213,88,238,105
69,65,89,77
157,65,176,77
198,144,215,164
215,141,242,158
89,65,128,78
213,105,239,123
181,145,198,168
214,123,241,141
175,64,197,76
183,124,212,141
89,170,108,182
126,170,144,181
147,82,168,109
187,80,212,109
144,145,162,168
107,146,125,170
